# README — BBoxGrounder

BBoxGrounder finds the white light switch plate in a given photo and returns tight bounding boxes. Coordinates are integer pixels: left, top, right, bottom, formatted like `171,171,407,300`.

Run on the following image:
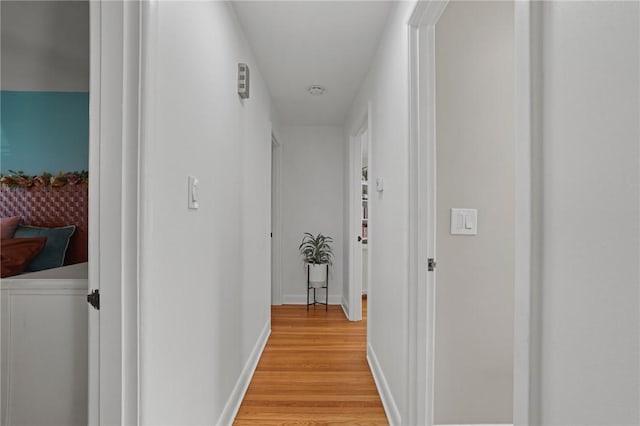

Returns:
451,208,477,235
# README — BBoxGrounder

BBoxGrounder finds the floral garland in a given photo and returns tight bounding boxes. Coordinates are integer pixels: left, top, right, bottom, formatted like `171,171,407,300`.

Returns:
0,170,89,189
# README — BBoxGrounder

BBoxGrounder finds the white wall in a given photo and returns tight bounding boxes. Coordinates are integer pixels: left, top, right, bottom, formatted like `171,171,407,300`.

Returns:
537,2,640,424
433,2,514,423
138,2,273,424
280,125,344,304
345,2,417,423
0,1,89,91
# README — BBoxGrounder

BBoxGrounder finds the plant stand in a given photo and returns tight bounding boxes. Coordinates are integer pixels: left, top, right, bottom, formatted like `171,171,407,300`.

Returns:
307,263,328,311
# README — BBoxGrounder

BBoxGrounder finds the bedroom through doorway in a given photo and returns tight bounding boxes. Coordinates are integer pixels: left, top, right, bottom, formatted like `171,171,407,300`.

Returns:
0,1,91,425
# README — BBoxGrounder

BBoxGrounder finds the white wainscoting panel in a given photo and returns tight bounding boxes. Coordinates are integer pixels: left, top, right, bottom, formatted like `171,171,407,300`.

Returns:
1,277,88,426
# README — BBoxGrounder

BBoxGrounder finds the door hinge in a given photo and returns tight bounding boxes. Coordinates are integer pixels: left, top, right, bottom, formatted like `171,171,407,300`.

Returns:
88,289,100,310
428,258,436,272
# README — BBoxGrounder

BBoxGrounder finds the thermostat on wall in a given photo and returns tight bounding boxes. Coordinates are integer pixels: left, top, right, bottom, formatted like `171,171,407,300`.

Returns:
238,63,250,99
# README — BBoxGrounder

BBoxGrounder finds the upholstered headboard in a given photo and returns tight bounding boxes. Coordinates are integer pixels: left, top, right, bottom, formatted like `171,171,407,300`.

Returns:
0,184,88,265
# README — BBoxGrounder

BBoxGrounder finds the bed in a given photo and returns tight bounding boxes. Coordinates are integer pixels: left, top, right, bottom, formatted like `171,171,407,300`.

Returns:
0,183,88,270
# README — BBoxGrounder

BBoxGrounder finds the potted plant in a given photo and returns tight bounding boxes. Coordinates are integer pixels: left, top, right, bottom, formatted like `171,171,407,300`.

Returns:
299,232,333,288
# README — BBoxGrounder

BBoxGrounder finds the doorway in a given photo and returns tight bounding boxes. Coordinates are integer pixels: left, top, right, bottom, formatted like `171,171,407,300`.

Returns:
348,115,371,322
360,128,369,302
0,1,139,424
407,0,528,424
431,2,515,424
0,2,91,425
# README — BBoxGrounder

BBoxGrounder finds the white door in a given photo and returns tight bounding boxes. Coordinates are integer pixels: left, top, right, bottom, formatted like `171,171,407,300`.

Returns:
431,3,516,424
408,1,533,424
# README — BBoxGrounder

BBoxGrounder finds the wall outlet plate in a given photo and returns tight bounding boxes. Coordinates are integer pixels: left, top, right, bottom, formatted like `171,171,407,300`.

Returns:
238,63,250,99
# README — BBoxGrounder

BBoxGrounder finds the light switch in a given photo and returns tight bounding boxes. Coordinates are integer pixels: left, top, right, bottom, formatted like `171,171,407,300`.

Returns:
451,208,477,235
376,178,384,192
188,176,199,210
464,215,472,229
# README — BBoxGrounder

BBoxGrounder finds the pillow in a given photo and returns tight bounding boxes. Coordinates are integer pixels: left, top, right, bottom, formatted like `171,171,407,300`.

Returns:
1,237,48,278
13,225,76,272
1,216,21,239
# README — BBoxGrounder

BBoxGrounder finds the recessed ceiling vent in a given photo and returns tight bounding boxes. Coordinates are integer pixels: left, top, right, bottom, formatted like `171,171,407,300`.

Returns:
308,85,326,96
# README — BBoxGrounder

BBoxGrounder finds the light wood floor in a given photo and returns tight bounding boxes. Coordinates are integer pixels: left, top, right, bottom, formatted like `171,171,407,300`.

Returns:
234,298,388,425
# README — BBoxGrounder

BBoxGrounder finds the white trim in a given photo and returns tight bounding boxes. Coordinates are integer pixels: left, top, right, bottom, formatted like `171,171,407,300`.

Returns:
407,19,423,426
368,343,401,426
3,293,14,426
138,2,158,424
407,2,448,425
216,319,271,426
514,2,542,425
513,2,533,425
282,294,343,306
270,132,283,305
121,2,141,425
88,2,102,422
89,1,142,424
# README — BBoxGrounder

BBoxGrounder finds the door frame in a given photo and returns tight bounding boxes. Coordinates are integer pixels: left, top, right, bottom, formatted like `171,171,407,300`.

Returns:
270,131,283,305
88,1,140,424
406,1,537,424
347,106,371,322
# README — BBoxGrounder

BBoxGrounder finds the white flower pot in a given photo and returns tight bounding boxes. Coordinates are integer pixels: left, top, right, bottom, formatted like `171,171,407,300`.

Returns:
308,263,328,288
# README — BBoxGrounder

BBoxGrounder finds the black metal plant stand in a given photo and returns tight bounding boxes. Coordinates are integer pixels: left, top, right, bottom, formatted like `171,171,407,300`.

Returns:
306,263,328,311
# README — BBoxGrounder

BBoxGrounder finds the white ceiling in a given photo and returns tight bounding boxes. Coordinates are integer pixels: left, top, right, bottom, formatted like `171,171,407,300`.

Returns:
232,1,393,126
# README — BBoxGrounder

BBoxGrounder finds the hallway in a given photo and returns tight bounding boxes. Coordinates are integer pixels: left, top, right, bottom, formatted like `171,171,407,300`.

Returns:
71,0,640,423
234,299,388,425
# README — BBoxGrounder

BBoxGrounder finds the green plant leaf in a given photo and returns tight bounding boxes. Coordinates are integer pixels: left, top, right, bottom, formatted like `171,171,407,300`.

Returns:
298,232,334,265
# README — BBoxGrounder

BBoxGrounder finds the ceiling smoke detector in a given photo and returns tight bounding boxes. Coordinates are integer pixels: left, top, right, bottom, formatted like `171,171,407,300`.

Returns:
308,85,326,96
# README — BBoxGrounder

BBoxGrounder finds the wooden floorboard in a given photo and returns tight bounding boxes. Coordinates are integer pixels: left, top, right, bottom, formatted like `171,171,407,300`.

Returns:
234,299,389,425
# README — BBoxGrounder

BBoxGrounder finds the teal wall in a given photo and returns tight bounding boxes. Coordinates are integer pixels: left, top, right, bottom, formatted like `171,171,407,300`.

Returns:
0,91,89,174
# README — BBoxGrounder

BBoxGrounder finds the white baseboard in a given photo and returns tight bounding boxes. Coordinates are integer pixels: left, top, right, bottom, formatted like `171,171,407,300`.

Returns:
282,294,343,305
217,319,271,426
341,296,349,318
436,424,513,426
367,343,401,426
